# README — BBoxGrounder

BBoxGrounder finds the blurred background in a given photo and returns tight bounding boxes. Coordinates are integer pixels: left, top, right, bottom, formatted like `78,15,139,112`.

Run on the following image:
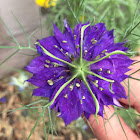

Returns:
0,0,140,140
0,0,48,79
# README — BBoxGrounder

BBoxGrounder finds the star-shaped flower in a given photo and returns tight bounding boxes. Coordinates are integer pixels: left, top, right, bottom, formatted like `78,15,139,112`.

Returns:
26,20,133,125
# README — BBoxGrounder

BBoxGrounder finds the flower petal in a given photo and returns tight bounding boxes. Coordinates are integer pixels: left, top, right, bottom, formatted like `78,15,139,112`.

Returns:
37,36,71,64
25,56,46,74
27,67,68,87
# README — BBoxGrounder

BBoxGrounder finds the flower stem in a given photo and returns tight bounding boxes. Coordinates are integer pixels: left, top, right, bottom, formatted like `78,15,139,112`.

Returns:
87,50,129,66
80,24,90,64
84,70,114,83
37,42,77,68
45,74,78,108
81,72,99,124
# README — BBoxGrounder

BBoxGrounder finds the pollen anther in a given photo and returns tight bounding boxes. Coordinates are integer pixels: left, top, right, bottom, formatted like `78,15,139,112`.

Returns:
85,50,87,54
46,60,50,63
107,70,111,74
102,49,107,53
76,83,80,87
62,40,67,43
82,96,85,99
74,35,76,40
69,85,73,91
91,38,97,44
76,44,79,48
99,87,104,91
54,45,58,48
59,76,64,79
95,80,98,84
44,64,49,68
52,62,59,67
47,80,53,85
64,94,68,98
65,52,68,55
98,68,102,72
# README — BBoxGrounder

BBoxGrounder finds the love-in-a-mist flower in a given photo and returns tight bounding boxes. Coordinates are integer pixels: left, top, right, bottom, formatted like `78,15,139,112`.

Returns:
26,20,133,125
35,0,57,8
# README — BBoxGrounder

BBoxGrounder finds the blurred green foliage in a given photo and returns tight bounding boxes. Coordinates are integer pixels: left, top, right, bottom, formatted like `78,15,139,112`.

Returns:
41,0,140,53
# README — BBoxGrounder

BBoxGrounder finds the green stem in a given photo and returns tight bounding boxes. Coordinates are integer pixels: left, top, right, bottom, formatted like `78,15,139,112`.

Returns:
37,42,77,68
45,74,78,108
21,47,37,51
87,50,128,66
84,70,114,83
80,24,90,64
0,16,20,48
0,46,37,52
64,0,79,23
81,72,99,124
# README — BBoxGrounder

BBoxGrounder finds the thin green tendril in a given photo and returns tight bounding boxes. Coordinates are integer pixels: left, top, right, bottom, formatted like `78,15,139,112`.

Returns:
44,73,78,108
87,50,129,66
37,42,77,68
81,72,99,124
80,24,90,64
84,70,114,83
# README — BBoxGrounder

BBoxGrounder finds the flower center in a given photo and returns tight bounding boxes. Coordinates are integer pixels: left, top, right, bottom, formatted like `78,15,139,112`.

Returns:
69,58,90,80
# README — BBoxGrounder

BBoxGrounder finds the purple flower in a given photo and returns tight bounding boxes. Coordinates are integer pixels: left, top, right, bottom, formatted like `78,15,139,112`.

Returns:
26,21,133,125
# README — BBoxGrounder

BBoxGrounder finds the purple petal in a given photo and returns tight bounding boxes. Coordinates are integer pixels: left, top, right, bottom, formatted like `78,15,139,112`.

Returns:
27,67,68,87
90,58,114,72
25,56,46,74
58,87,83,125
38,36,71,63
33,87,52,98
53,24,76,57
